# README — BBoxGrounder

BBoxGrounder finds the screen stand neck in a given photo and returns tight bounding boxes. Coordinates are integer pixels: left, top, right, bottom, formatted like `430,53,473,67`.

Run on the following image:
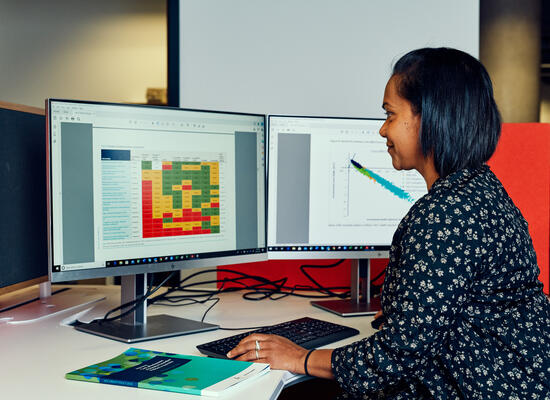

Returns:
120,274,147,325
310,258,382,317
74,272,219,343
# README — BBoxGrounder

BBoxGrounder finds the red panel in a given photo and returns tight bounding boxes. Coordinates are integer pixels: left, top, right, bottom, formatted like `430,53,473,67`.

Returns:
488,123,550,294
217,259,388,291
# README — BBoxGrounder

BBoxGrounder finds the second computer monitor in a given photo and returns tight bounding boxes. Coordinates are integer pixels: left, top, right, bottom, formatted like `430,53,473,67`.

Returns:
267,115,427,259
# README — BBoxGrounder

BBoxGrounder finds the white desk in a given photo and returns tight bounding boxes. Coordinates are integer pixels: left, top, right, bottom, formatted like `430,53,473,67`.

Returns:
0,285,377,399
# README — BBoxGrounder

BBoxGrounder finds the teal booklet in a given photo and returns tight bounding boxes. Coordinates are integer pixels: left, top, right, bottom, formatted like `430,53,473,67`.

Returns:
66,348,270,396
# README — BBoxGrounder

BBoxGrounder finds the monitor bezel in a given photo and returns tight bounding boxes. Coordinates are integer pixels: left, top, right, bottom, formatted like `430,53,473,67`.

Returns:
266,114,394,260
46,99,268,283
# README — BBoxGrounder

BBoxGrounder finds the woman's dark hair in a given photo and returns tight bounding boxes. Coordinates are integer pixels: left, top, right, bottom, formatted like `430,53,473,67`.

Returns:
392,47,501,178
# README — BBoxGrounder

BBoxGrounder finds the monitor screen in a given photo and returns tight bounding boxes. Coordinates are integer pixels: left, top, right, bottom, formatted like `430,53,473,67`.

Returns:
48,100,267,284
267,115,427,259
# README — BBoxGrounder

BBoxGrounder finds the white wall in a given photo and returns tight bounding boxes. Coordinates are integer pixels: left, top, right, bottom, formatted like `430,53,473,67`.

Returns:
178,0,479,118
0,1,166,108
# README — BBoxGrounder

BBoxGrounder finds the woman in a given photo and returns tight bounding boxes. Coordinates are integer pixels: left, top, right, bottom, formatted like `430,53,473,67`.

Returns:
228,48,550,399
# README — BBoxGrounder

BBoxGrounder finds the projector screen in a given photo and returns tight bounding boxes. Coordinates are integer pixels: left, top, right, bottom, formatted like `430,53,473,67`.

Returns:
168,0,479,118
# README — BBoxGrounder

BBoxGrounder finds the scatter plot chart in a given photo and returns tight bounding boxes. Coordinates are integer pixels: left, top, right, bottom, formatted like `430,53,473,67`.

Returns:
350,159,415,203
328,143,426,227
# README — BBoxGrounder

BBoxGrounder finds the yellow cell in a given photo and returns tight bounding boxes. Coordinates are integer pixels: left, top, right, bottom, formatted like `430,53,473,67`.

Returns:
201,203,211,209
211,189,219,196
211,216,220,225
181,164,201,171
163,161,172,167
183,201,192,209
172,209,183,218
192,208,202,213
163,222,173,229
190,190,202,196
192,221,202,228
211,198,219,204
142,170,153,180
182,180,192,186
183,223,193,231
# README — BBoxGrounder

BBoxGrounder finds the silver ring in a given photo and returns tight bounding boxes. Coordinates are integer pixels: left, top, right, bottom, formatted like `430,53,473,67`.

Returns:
255,340,261,351
255,349,259,360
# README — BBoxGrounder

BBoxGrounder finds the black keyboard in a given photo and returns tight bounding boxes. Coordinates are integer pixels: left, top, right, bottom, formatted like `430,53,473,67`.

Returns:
197,317,360,358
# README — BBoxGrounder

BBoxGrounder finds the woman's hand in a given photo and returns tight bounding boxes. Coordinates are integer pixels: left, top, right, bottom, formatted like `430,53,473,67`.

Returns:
227,333,308,374
371,310,386,330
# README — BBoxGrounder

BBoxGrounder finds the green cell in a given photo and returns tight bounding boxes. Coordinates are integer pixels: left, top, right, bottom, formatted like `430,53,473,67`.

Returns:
211,207,220,216
210,226,220,234
210,185,219,190
163,217,173,223
142,161,152,170
172,191,182,209
202,221,211,230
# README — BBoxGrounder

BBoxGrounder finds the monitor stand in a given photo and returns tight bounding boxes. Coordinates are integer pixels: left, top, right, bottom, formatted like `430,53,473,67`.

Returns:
310,259,382,317
0,282,105,324
75,273,219,343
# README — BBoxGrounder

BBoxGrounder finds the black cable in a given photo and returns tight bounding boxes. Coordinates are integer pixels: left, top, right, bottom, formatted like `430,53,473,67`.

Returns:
131,260,361,326
299,259,349,298
101,271,177,322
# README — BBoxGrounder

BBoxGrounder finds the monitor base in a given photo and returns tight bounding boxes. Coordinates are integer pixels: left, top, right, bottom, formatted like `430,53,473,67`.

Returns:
311,297,380,317
75,314,219,343
1,285,105,324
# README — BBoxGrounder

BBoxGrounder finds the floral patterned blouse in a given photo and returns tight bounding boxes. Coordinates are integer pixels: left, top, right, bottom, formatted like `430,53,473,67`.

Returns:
332,165,550,399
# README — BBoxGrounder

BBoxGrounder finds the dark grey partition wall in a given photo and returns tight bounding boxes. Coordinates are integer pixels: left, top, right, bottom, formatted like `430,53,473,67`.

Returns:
0,103,47,295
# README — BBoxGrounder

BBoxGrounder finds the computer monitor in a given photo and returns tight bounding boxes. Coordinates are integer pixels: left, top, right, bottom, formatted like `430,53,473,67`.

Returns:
47,99,266,342
267,115,427,315
0,102,104,323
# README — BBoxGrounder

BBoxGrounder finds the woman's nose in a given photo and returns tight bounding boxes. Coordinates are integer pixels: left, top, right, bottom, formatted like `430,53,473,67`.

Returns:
379,120,388,137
